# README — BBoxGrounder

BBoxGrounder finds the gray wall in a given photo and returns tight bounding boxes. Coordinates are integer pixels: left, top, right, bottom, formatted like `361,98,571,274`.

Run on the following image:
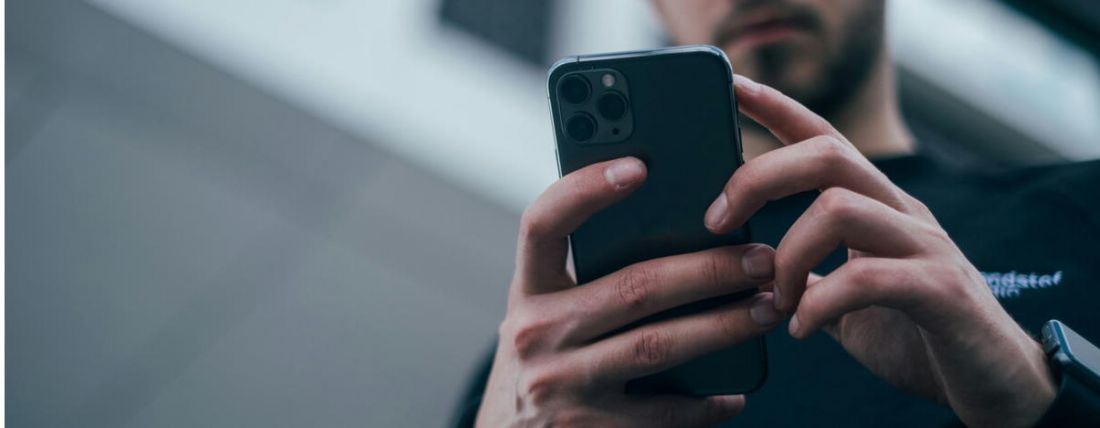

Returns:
7,1,513,426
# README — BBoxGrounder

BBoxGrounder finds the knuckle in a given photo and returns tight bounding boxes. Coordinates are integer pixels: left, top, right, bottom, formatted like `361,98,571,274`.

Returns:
920,221,954,248
519,368,567,406
632,330,673,369
617,265,656,310
816,188,863,222
813,135,851,164
518,207,550,244
508,317,555,361
905,193,932,216
702,251,728,287
847,259,910,302
847,259,882,288
932,261,973,296
928,230,954,251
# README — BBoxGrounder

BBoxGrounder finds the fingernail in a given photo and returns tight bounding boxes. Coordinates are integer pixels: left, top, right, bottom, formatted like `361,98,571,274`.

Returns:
750,295,781,325
788,314,801,337
740,245,774,280
704,194,729,231
604,157,645,190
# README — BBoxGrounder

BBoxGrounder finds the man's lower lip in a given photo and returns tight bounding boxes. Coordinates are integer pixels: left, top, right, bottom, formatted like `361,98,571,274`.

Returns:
729,26,804,51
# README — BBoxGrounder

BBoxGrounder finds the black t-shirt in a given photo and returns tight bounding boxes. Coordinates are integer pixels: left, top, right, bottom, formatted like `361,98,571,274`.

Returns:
453,155,1100,427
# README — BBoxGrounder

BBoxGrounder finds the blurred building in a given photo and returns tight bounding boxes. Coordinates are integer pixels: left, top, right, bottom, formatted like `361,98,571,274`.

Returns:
7,0,1099,426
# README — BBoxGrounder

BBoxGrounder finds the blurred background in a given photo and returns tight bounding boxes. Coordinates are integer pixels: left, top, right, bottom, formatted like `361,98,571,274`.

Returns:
6,0,1100,426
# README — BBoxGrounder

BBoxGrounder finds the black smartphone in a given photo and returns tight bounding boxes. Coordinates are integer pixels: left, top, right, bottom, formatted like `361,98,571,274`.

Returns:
548,45,767,395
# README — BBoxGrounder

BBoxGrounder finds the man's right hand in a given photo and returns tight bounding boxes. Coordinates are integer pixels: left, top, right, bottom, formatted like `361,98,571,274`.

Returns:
475,157,782,427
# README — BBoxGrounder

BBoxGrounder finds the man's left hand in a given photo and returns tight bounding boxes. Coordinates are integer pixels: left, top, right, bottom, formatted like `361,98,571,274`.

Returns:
704,75,1056,427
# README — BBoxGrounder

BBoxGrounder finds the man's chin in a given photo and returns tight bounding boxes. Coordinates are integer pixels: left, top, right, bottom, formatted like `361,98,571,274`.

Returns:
726,41,815,73
729,57,822,98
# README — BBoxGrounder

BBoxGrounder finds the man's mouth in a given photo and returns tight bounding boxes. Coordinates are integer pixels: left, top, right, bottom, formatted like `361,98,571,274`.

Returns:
720,13,813,52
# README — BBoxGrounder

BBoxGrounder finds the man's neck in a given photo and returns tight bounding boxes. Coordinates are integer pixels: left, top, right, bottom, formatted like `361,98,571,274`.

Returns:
741,54,915,160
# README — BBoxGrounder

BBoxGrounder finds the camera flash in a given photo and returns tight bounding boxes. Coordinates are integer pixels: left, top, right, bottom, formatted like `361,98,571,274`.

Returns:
601,73,616,88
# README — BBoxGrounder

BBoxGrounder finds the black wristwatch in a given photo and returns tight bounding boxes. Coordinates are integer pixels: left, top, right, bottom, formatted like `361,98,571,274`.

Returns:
1035,320,1100,426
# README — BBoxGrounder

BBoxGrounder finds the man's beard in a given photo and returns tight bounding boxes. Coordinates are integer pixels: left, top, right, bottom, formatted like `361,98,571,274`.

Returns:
738,3,885,121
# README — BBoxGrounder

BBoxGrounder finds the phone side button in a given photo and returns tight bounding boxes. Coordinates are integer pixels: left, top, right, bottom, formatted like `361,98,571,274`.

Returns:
554,149,563,177
738,126,745,159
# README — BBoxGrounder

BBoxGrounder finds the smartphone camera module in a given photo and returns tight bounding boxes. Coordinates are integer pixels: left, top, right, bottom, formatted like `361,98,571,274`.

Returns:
597,92,628,121
565,113,597,142
558,75,591,104
555,69,632,144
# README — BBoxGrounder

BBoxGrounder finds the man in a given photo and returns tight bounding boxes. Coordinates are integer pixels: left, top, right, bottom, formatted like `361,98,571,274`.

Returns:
456,0,1100,426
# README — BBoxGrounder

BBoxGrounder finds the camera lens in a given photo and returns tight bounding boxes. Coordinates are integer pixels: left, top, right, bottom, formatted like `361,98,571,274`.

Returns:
558,75,591,104
565,113,597,142
597,91,628,121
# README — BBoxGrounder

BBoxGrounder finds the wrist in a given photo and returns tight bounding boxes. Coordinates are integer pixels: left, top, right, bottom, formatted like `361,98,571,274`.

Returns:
1007,338,1058,427
977,334,1057,427
935,320,1057,427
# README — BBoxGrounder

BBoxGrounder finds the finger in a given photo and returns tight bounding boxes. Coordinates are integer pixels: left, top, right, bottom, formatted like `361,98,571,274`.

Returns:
557,244,775,342
704,134,909,234
579,292,781,385
613,394,745,428
517,157,647,293
773,188,924,312
733,74,842,144
789,258,923,339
